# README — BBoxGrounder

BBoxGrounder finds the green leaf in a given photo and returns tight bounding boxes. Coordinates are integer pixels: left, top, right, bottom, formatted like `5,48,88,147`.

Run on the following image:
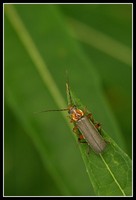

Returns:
68,92,132,196
4,4,132,196
78,131,132,196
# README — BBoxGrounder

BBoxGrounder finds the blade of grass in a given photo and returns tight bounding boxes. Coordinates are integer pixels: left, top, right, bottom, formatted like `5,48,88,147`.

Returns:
4,84,71,196
5,4,67,121
79,134,131,196
67,17,132,66
99,154,126,196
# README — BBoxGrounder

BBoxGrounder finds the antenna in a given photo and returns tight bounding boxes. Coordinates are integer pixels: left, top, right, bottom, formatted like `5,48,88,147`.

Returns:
34,71,73,114
66,70,73,106
34,108,69,114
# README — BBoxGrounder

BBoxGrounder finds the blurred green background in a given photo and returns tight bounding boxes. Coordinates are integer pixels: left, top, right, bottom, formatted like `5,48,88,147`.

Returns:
4,4,132,196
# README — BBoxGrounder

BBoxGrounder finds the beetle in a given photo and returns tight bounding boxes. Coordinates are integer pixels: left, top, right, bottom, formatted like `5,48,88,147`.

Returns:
65,82,106,154
36,81,106,154
68,104,106,154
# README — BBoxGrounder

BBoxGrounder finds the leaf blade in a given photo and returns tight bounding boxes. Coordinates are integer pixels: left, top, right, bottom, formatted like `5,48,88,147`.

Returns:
78,130,132,196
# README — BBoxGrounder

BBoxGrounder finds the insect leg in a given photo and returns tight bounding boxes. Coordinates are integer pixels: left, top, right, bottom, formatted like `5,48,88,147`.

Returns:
73,126,87,143
73,125,78,133
78,134,87,143
94,122,101,131
86,113,94,123
73,124,91,154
